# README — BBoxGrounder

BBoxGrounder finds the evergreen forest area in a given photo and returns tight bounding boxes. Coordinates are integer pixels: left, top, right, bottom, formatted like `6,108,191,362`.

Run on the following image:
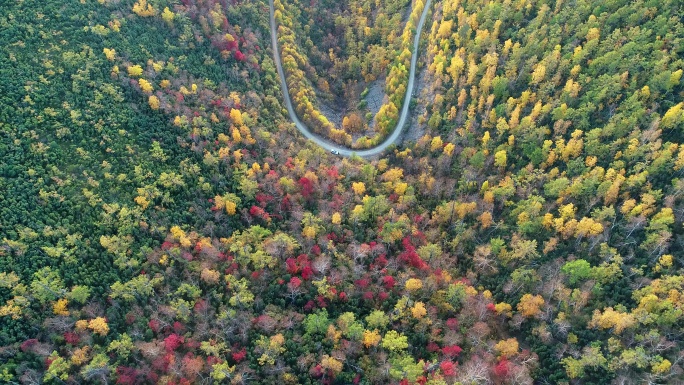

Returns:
0,0,683,384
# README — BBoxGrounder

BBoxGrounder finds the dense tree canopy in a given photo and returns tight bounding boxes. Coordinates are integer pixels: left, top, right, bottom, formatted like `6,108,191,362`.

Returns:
0,0,683,383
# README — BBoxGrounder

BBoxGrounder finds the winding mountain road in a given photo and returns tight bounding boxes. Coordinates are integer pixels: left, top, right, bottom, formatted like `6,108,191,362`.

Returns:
269,0,433,157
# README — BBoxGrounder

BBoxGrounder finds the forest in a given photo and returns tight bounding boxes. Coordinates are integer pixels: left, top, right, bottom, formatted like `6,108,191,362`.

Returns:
0,0,683,384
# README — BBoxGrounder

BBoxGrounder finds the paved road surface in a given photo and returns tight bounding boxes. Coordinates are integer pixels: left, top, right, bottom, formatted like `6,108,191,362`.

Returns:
269,0,432,157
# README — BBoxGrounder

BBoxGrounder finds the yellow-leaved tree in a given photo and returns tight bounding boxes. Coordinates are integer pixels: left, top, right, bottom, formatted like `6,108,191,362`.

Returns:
410,302,427,319
52,298,69,316
103,48,116,61
88,317,109,336
230,109,243,126
494,338,519,357
352,182,366,195
517,294,544,318
588,307,636,334
148,95,160,110
139,79,153,94
132,0,156,17
405,278,423,291
321,355,343,374
127,65,143,77
161,7,175,27
363,329,381,348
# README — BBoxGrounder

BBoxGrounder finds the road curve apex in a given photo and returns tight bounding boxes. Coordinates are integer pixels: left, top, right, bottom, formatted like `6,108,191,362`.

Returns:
269,0,433,158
